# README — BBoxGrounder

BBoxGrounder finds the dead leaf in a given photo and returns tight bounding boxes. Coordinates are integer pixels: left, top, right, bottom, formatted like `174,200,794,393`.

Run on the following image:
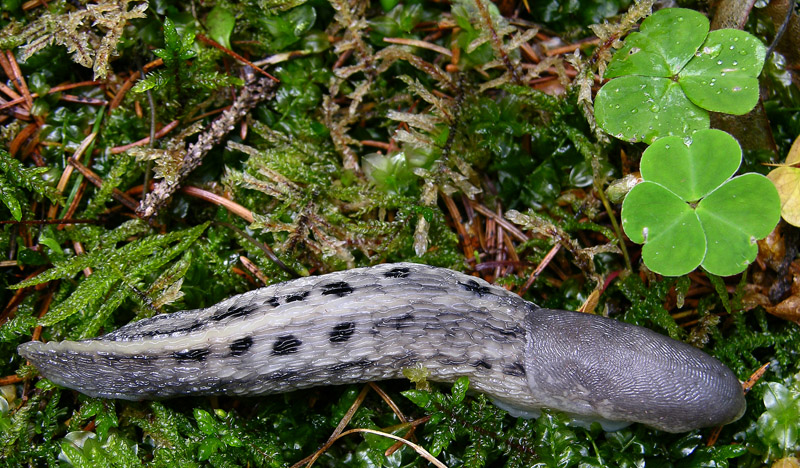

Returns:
767,134,800,227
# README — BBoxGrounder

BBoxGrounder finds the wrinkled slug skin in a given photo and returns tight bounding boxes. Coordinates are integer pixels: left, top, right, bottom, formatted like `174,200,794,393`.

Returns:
17,263,745,432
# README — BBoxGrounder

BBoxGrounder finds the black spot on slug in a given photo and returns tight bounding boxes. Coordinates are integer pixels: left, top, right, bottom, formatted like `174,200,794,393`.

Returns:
229,336,254,356
285,291,309,303
384,267,410,278
330,322,355,343
173,348,210,362
212,303,259,321
502,362,526,377
471,359,492,369
272,335,302,355
458,279,492,297
321,281,354,297
375,312,415,330
263,296,280,307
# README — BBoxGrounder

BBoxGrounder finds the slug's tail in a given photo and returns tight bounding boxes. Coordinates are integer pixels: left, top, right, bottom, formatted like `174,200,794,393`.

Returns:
522,309,746,433
18,340,193,400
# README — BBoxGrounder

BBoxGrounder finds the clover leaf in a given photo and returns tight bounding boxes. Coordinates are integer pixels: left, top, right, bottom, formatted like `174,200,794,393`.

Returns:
595,8,766,143
622,129,780,276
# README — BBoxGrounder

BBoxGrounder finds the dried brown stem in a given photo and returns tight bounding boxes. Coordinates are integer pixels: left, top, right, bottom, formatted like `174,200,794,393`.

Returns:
136,71,276,218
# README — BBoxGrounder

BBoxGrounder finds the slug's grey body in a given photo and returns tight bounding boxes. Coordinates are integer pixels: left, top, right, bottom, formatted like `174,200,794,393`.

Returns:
18,263,745,432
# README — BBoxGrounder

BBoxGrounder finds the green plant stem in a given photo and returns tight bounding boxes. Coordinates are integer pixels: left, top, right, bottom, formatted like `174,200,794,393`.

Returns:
596,181,632,272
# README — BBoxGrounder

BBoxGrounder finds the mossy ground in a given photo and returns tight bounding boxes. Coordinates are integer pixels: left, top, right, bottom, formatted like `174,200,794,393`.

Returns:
0,0,799,466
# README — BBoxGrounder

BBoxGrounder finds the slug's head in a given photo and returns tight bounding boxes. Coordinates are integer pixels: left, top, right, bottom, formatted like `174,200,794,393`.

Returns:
522,308,745,433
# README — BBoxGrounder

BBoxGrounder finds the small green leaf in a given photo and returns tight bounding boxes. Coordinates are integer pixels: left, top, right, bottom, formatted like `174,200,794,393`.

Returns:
595,76,708,143
0,149,63,205
207,6,235,50
197,436,223,461
194,408,216,435
677,444,748,467
622,182,706,276
679,29,766,115
757,380,800,455
451,376,469,403
162,17,180,52
606,8,709,78
402,389,431,408
641,129,741,201
0,174,22,221
696,173,780,276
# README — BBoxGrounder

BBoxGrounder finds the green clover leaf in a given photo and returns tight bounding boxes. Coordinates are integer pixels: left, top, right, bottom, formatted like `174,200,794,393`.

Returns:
622,129,780,276
595,8,766,143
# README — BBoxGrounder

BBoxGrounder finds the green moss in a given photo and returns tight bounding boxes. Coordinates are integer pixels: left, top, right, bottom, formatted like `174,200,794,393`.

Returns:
0,0,796,466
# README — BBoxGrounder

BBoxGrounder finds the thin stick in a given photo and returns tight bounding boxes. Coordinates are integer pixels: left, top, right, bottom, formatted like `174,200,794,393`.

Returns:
289,385,373,468
137,71,275,217
5,51,33,109
109,120,180,154
180,186,254,222
67,158,141,213
196,34,279,82
519,243,561,296
304,428,447,468
469,202,528,242
383,37,453,57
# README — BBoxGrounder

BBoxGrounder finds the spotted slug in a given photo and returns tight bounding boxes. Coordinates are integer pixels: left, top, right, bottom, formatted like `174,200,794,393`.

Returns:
18,263,745,433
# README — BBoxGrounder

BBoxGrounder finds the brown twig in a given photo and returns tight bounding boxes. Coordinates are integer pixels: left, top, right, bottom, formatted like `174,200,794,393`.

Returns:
0,81,103,111
290,384,373,468
545,38,601,57
60,94,107,106
110,72,140,110
109,120,180,154
442,193,474,261
9,123,39,157
469,202,528,242
137,71,276,218
67,157,141,213
0,375,23,385
180,186,254,222
239,256,269,285
383,37,453,57
519,243,561,296
1,51,33,110
196,34,279,82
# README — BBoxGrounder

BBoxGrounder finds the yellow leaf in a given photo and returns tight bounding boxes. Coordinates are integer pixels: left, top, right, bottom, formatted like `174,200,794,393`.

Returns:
768,134,800,227
787,133,800,165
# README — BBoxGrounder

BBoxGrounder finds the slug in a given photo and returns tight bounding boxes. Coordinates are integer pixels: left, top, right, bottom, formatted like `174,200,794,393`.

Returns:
18,263,745,433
